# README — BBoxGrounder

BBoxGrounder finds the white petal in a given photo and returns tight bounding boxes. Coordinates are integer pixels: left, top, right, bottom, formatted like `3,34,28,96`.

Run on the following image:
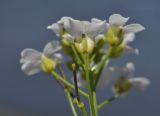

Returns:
123,24,145,33
123,46,139,55
95,34,105,43
87,20,107,38
58,17,73,24
20,48,41,63
43,41,61,57
98,66,120,88
62,33,74,42
47,17,72,36
64,18,84,37
91,18,104,23
129,77,150,90
47,23,63,36
50,53,62,64
21,61,41,75
125,62,135,77
109,14,129,26
123,33,135,44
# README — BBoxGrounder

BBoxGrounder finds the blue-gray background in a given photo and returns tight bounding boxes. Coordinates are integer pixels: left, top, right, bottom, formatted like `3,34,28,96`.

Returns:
0,0,159,116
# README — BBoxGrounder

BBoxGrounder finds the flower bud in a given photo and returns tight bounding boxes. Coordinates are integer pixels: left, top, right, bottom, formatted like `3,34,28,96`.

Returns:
106,28,119,46
113,77,132,95
75,37,94,54
41,55,56,74
110,44,124,58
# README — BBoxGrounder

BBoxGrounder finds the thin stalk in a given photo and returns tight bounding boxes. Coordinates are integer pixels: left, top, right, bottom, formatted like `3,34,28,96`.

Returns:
84,53,96,116
72,64,81,102
58,65,67,79
93,91,98,116
51,71,89,98
58,65,75,98
80,105,88,116
65,89,78,116
97,95,120,110
94,47,112,88
71,44,82,65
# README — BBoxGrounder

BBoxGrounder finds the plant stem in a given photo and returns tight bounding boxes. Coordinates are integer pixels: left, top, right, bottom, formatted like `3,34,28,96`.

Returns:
71,44,82,66
97,95,120,110
84,53,96,116
93,91,98,116
94,47,112,88
65,89,78,116
80,105,88,116
51,71,89,98
72,63,81,102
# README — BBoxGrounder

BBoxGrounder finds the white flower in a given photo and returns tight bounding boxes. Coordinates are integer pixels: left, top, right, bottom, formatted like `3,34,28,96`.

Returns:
64,18,107,42
99,62,150,95
107,14,145,55
20,41,62,75
47,17,72,37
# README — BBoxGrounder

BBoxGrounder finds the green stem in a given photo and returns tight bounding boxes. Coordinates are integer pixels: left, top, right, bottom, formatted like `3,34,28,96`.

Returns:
84,53,96,116
71,44,82,65
97,95,120,110
81,105,88,116
93,91,98,116
94,47,112,88
51,71,89,98
65,89,78,116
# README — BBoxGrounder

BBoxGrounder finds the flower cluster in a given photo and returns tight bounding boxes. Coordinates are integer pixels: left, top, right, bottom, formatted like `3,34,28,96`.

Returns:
20,14,150,116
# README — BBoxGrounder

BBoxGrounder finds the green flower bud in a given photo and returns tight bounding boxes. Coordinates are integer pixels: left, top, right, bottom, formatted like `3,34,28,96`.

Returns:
41,55,56,74
113,77,132,95
110,44,124,58
106,28,119,46
75,37,94,54
62,38,70,46
106,27,124,46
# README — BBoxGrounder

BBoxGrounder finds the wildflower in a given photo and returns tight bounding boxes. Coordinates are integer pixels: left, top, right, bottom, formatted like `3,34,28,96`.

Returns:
64,18,107,53
106,14,145,57
20,41,62,75
47,17,72,37
99,62,150,95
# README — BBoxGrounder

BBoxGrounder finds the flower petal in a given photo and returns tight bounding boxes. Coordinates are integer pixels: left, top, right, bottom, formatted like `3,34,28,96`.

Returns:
109,14,129,26
129,77,150,90
87,19,107,38
21,61,41,75
47,17,72,36
123,24,145,33
64,18,84,37
91,18,104,23
125,62,135,77
20,48,41,63
50,53,62,64
43,41,61,57
47,23,63,36
123,33,135,44
62,33,74,42
123,46,139,55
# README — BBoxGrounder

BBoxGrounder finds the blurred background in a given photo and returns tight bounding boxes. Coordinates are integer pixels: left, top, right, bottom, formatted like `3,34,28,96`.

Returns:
0,0,159,115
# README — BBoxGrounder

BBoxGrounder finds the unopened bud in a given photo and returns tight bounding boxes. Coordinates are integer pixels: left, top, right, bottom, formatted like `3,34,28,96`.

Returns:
41,55,56,74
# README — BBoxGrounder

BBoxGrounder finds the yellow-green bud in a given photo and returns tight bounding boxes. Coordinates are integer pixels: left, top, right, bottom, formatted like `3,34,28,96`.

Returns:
110,44,125,58
62,38,70,46
75,37,94,54
106,28,119,46
114,77,132,94
41,55,56,74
